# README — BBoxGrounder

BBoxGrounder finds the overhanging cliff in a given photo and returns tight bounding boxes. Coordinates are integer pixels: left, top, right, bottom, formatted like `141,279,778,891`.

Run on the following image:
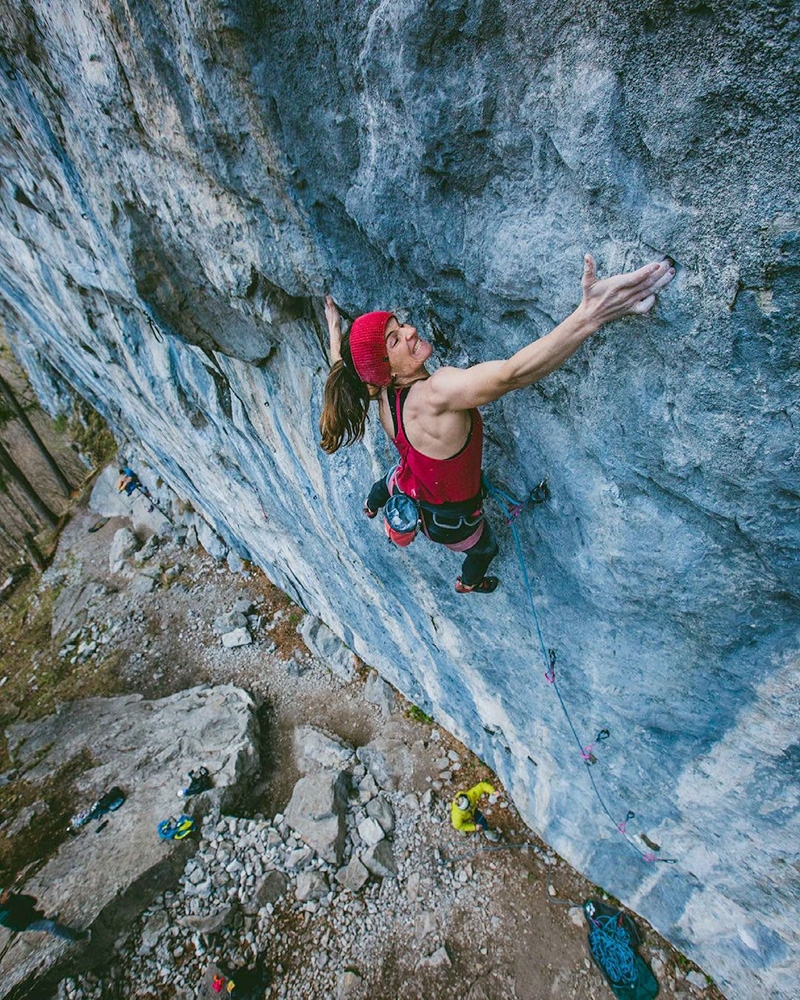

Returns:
0,2,798,997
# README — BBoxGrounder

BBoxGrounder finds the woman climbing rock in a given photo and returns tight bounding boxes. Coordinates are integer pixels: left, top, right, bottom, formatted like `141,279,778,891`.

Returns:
319,255,675,593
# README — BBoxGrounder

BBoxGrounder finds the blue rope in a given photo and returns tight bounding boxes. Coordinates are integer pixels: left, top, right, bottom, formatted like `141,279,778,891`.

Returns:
589,915,637,985
483,478,674,865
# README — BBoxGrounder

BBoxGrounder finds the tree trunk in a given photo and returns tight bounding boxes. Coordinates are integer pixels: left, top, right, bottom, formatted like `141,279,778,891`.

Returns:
0,438,58,527
0,372,72,494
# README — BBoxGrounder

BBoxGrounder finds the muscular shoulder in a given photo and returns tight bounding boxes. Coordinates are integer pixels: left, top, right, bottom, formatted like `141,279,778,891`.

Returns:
414,367,469,415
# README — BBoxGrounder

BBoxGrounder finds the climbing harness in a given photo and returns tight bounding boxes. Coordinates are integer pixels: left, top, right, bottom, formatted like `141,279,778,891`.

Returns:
483,477,676,865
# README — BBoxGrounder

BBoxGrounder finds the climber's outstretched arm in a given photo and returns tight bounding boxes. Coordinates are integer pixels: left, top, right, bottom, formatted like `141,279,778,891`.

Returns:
325,295,342,365
426,255,675,413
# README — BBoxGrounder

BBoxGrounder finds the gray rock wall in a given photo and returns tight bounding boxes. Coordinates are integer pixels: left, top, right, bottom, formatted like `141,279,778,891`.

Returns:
0,2,797,996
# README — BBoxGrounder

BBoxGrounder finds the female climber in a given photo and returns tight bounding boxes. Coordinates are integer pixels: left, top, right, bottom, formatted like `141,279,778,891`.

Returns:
319,254,675,593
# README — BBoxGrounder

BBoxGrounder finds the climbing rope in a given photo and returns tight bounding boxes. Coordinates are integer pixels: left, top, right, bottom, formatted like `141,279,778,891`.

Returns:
441,841,535,863
588,914,637,985
483,477,676,865
440,840,581,908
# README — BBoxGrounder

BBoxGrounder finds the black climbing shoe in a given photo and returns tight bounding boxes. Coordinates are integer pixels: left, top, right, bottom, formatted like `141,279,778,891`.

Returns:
455,576,499,594
179,767,212,798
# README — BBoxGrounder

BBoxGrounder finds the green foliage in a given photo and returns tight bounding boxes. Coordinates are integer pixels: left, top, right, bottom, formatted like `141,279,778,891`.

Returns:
68,399,116,466
406,704,434,724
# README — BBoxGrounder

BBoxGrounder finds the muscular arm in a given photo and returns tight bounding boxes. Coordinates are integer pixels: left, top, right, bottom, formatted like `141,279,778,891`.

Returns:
325,295,342,365
426,255,675,413
325,295,382,400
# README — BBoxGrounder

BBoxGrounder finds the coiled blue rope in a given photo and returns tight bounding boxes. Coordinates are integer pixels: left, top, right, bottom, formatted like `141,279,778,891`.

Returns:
589,915,637,985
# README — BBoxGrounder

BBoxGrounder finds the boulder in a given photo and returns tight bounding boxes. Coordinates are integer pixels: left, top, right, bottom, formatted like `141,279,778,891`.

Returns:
212,612,248,636
363,671,395,717
0,685,259,998
295,871,328,902
285,846,313,870
284,771,349,865
89,465,171,535
356,773,379,804
297,616,355,681
192,517,228,561
132,535,160,564
109,527,139,572
130,573,157,595
50,581,106,638
337,969,363,999
335,857,370,894
179,904,237,934
221,627,252,649
416,946,452,971
414,910,438,944
241,870,287,915
355,746,394,791
356,816,385,848
365,796,395,836
294,725,355,774
226,550,245,574
140,909,170,949
361,840,397,879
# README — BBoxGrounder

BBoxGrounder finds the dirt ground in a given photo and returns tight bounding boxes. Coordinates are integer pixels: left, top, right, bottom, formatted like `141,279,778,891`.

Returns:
0,491,724,1000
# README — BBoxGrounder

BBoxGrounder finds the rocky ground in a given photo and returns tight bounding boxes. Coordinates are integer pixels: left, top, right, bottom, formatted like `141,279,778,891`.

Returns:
1,471,722,1000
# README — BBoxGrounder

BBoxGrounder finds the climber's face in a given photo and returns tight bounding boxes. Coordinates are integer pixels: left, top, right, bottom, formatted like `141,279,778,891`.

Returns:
385,316,431,379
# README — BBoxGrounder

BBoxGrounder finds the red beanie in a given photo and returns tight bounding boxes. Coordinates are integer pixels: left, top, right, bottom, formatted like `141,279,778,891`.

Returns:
349,311,393,386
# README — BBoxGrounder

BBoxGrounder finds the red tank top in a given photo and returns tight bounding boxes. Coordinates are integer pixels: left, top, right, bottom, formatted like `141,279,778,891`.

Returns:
389,388,484,506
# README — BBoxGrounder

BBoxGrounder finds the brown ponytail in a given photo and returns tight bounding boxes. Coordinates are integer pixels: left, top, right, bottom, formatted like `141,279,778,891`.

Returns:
319,333,372,454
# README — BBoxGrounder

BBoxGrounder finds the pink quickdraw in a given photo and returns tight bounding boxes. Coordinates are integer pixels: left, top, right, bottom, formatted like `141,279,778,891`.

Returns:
618,811,635,834
505,503,523,524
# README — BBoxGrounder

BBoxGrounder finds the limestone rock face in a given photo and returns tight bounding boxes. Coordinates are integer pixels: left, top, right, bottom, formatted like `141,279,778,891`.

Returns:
0,3,797,997
0,685,259,998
